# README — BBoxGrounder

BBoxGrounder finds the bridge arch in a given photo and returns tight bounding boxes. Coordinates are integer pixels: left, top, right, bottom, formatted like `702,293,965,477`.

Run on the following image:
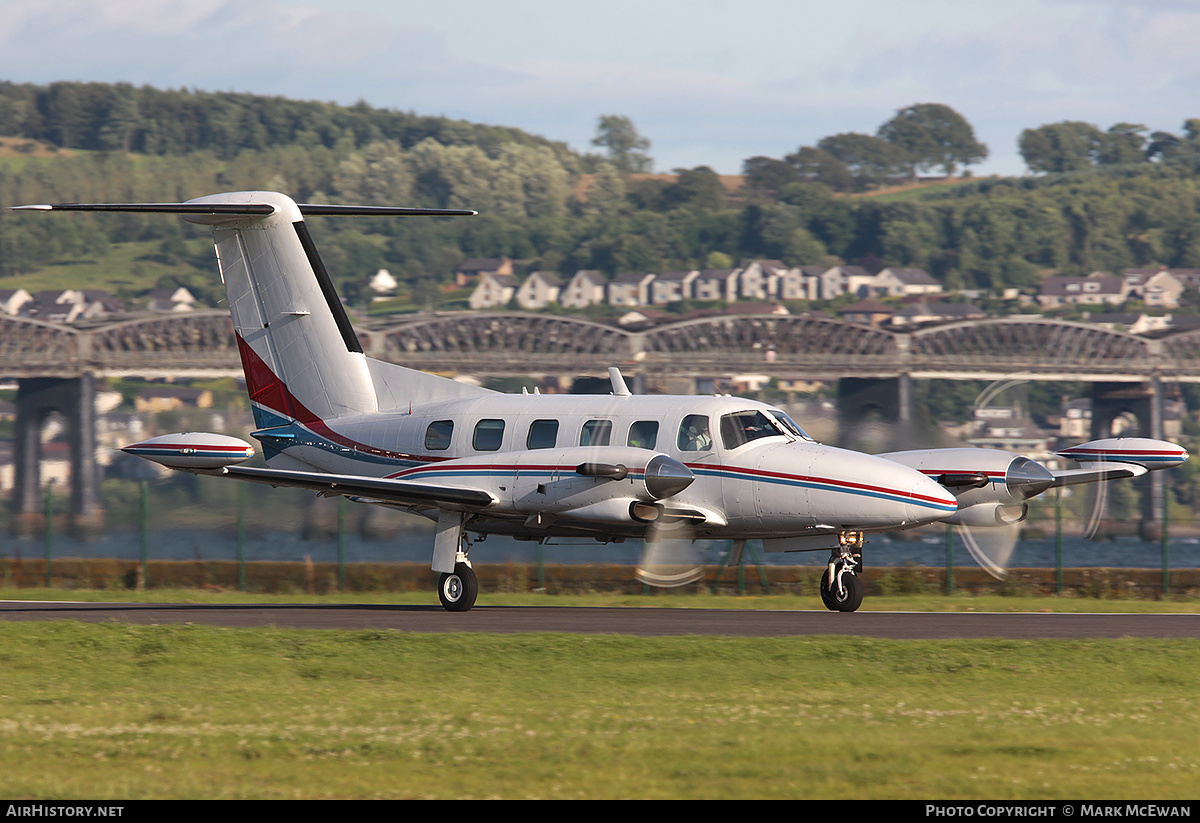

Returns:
909,317,1154,375
371,312,635,365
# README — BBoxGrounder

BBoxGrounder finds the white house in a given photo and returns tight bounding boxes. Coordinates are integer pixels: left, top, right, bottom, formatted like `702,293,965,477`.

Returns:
468,272,518,309
874,267,942,297
559,270,607,309
692,269,740,302
515,271,562,310
608,272,655,307
650,270,698,305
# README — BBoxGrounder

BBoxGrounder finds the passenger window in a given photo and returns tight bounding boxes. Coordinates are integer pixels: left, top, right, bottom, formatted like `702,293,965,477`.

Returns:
627,420,659,449
720,410,785,450
526,419,559,449
677,414,712,452
580,419,612,446
473,419,505,451
425,420,453,451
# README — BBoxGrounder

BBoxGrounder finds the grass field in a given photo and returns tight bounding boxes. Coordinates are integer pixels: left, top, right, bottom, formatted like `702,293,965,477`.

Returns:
0,589,1197,799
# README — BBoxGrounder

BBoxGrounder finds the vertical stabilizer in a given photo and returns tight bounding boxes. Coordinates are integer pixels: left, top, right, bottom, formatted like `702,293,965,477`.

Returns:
183,192,377,429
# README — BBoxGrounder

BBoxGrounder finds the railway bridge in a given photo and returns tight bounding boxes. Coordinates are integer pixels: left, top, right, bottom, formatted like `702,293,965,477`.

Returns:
6,310,1199,525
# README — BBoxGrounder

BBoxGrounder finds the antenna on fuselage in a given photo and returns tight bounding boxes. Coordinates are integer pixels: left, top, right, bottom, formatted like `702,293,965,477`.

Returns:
608,367,632,397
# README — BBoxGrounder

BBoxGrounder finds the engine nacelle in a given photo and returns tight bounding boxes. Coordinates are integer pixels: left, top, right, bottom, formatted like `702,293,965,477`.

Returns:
880,447,1054,506
941,501,1028,528
554,498,665,525
122,432,255,469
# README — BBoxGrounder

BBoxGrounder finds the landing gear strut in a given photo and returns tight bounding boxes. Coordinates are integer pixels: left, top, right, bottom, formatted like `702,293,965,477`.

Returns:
820,531,863,613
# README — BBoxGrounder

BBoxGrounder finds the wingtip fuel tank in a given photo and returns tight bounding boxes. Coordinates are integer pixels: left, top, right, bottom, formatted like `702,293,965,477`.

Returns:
121,433,255,470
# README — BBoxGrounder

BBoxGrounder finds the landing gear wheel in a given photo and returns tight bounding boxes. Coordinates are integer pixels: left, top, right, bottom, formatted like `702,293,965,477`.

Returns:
438,563,478,612
820,567,863,612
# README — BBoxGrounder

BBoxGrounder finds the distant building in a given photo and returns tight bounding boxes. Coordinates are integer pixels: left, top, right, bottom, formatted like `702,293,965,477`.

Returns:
369,268,398,296
1037,272,1130,308
454,257,512,288
559,270,607,309
0,288,32,315
692,269,739,302
468,272,517,309
146,286,197,312
890,302,985,327
650,270,698,305
874,267,942,297
515,271,562,310
608,273,655,307
839,299,894,326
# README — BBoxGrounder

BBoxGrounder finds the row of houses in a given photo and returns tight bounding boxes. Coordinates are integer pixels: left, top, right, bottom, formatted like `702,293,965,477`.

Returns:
0,287,200,322
464,259,944,310
1036,267,1199,310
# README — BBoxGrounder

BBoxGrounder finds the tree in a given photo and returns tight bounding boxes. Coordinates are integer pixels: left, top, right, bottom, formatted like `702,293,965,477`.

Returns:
592,115,653,174
1018,121,1107,173
1098,123,1148,165
784,146,854,191
815,133,910,190
876,103,987,177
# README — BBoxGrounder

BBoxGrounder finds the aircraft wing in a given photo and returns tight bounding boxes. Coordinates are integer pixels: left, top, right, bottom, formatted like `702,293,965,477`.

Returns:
202,465,496,509
1049,464,1144,488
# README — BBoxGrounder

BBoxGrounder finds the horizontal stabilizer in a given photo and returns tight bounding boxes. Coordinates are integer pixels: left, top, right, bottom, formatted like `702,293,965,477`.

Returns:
11,202,475,217
203,465,496,509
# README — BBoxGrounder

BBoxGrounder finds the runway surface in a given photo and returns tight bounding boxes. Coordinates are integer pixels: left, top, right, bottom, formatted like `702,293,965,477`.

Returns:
0,600,1197,638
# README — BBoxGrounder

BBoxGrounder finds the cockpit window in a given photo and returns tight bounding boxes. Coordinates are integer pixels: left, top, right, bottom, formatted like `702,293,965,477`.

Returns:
720,410,786,450
767,409,816,441
677,414,712,452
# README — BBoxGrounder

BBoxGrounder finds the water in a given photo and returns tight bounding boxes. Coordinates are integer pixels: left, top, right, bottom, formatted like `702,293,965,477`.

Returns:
3,529,1196,570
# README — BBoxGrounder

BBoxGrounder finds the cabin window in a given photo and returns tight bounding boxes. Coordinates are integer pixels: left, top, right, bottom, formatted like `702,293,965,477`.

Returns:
580,419,612,446
720,410,785,450
677,414,712,452
627,420,659,449
526,419,559,449
425,420,454,451
473,419,505,451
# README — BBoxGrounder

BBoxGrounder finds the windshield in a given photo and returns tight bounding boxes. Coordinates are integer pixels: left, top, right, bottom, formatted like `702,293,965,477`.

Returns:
719,410,787,450
767,409,816,442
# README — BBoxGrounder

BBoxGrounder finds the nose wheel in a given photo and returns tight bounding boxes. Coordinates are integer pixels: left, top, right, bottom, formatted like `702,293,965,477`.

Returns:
820,532,864,612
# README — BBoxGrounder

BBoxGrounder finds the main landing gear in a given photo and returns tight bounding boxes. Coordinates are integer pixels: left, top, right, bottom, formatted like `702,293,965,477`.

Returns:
438,562,478,612
820,531,864,613
437,528,479,612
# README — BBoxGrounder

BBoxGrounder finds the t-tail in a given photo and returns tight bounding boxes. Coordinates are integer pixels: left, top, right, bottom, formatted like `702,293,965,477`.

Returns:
13,191,493,461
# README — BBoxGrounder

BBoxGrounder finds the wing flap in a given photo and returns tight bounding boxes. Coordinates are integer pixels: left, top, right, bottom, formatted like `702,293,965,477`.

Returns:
202,465,496,508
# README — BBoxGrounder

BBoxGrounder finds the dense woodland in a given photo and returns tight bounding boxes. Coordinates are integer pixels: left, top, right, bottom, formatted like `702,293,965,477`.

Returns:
4,81,1200,314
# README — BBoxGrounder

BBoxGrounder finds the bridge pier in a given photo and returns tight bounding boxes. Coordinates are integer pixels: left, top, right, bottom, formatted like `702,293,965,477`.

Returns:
1089,380,1164,529
11,375,103,532
836,374,913,452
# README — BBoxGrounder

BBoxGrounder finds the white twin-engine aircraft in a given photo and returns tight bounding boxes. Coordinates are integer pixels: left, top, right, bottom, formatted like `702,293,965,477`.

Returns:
16,191,1189,612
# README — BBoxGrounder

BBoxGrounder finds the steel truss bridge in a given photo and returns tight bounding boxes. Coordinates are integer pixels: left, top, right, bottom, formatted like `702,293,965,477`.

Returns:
4,310,1197,522
6,309,1200,383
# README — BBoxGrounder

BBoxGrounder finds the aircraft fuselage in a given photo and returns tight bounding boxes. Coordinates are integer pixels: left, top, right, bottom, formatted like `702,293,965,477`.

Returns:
252,391,959,542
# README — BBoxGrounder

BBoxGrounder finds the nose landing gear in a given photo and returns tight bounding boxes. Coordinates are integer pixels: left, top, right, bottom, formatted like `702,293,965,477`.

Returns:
820,531,863,612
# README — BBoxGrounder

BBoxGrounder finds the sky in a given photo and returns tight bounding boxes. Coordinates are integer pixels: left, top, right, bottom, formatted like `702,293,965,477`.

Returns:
0,0,1198,177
